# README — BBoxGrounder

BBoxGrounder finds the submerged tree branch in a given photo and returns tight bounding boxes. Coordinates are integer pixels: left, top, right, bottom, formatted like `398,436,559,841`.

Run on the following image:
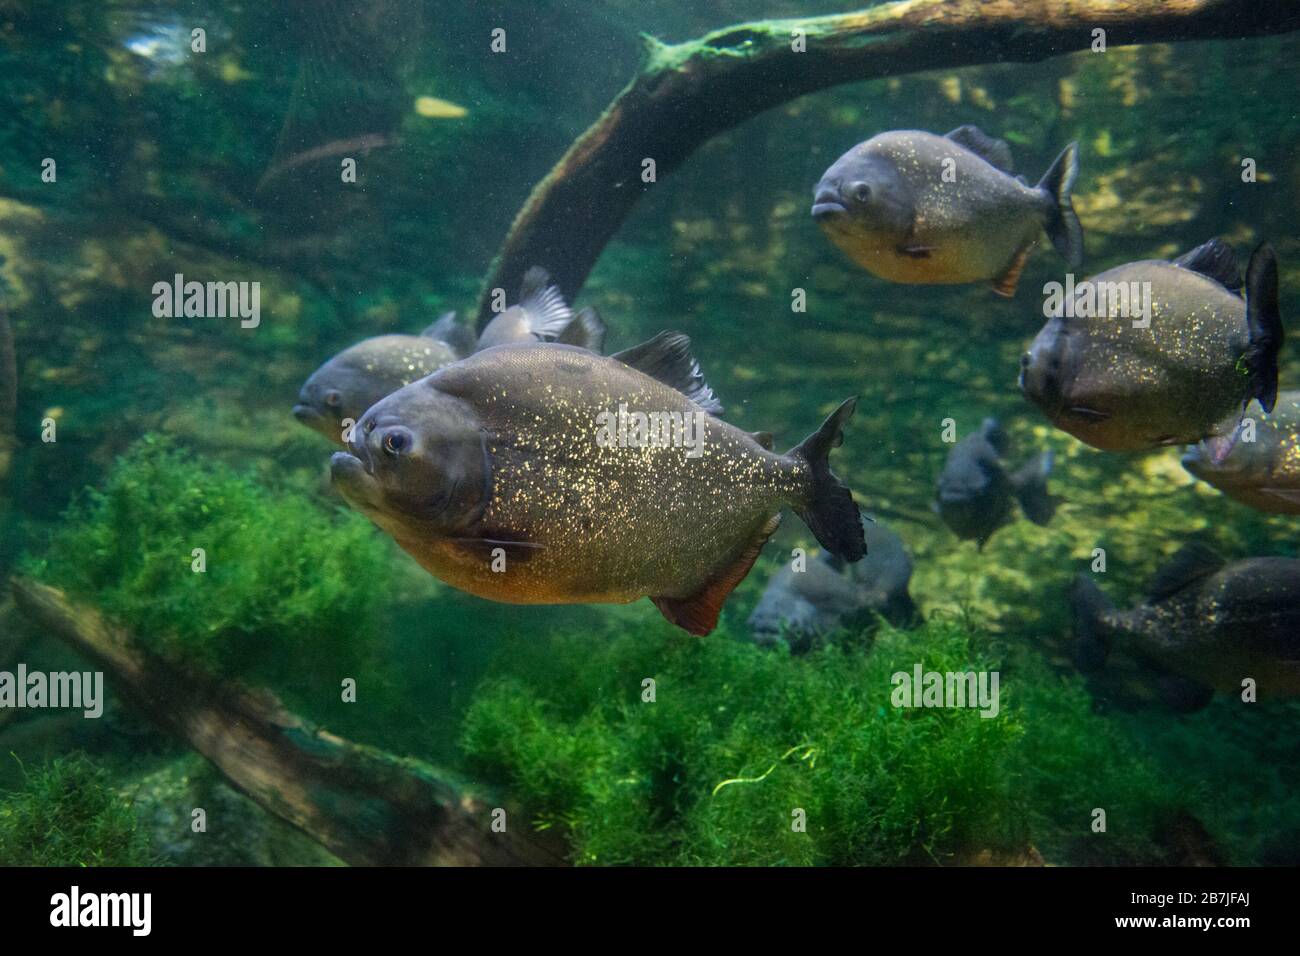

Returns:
10,578,564,867
476,0,1300,326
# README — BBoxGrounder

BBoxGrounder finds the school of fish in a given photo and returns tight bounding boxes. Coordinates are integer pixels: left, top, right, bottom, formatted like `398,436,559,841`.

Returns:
293,123,1295,703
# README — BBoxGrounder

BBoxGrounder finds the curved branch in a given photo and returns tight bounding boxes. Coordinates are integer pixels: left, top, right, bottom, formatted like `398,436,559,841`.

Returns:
476,0,1300,327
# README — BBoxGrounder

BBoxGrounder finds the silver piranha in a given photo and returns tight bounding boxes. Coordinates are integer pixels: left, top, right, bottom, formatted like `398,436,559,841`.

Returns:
294,267,605,445
748,518,917,652
935,418,1056,549
1020,239,1283,454
330,333,866,636
1181,391,1300,514
1072,542,1300,699
812,125,1082,296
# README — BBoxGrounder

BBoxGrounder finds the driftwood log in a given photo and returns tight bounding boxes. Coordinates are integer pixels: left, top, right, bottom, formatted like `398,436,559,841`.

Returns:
9,578,564,866
476,0,1300,326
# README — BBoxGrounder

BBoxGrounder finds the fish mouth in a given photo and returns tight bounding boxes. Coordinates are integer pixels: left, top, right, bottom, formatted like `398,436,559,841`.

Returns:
330,450,382,513
292,403,322,424
811,198,848,221
331,449,370,480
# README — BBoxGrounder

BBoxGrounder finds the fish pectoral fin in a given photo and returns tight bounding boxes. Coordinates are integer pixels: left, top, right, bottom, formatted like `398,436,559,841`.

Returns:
991,242,1033,297
445,531,545,564
652,514,781,637
1067,405,1111,422
895,244,934,259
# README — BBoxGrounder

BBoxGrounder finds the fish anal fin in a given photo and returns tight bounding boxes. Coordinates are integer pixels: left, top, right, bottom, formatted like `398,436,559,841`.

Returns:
992,243,1033,297
652,514,781,636
1147,541,1225,603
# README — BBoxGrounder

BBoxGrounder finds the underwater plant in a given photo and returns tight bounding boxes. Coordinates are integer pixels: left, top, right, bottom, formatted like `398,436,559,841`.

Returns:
460,615,1202,866
22,435,392,680
0,752,156,866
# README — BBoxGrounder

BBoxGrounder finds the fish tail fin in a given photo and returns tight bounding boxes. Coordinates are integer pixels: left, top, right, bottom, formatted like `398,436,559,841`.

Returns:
1037,142,1083,268
1070,573,1115,672
788,398,866,563
1244,242,1283,413
1012,450,1057,526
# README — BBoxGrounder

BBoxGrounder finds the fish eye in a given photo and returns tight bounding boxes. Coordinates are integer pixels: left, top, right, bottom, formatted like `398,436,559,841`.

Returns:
324,390,342,408
382,428,411,456
850,182,871,203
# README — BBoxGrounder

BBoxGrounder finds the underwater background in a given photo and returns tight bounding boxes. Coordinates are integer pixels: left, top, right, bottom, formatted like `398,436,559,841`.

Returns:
0,0,1298,866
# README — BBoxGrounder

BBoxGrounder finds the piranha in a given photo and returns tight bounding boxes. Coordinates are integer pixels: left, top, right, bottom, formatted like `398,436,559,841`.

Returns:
811,125,1082,296
1181,391,1300,514
1020,239,1283,454
748,518,917,652
293,267,605,444
1072,542,1300,699
935,418,1056,549
330,332,867,636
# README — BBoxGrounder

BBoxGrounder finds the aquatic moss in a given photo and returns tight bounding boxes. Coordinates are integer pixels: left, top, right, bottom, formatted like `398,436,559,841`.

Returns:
461,615,1199,866
0,753,156,866
23,435,391,679
462,618,1028,865
1007,656,1190,865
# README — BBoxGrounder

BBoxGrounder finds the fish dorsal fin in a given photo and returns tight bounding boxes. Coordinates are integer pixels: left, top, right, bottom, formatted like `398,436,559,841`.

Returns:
611,331,723,415
516,266,574,339
1172,239,1242,293
422,310,476,357
944,125,1014,173
652,514,781,635
749,430,774,451
555,306,607,353
979,417,1009,455
1147,542,1226,602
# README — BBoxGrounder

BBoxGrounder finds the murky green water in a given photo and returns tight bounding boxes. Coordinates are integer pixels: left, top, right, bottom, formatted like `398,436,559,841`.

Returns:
1,1,1298,866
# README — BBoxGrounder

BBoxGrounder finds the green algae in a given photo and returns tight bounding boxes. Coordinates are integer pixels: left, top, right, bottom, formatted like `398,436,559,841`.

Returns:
460,616,1192,866
22,435,391,681
0,752,157,866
